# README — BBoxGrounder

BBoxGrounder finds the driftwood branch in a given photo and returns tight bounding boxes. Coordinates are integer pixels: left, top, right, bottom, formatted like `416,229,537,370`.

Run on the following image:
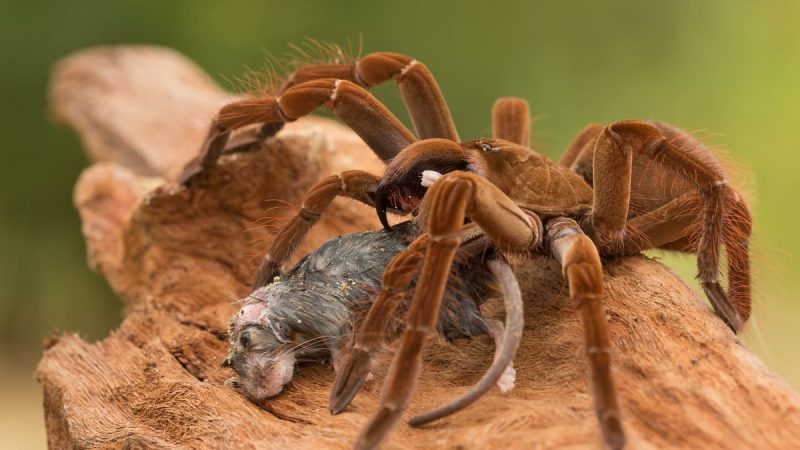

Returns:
38,46,800,449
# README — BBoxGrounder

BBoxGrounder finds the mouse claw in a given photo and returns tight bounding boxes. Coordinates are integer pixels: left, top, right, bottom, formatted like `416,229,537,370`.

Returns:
329,347,372,414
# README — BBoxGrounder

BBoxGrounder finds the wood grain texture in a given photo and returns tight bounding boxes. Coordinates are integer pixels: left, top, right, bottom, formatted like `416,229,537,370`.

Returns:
38,46,800,450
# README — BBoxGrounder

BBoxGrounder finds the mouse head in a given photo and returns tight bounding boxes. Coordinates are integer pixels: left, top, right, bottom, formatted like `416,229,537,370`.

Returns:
223,299,297,404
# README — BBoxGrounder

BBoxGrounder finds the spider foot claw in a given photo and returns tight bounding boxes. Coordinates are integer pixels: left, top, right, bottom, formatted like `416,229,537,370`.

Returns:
329,347,372,414
601,412,626,450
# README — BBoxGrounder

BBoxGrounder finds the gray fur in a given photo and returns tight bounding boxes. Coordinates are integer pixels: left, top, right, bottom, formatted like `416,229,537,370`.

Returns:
225,221,497,402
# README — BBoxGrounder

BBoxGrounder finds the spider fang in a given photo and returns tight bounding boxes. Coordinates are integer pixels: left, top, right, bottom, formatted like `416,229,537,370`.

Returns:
375,185,392,231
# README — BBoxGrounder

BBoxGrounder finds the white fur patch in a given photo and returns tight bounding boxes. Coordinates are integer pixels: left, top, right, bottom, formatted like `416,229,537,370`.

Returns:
420,170,442,187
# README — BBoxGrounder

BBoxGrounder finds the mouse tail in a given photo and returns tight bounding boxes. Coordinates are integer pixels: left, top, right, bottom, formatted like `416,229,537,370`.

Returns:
408,259,523,426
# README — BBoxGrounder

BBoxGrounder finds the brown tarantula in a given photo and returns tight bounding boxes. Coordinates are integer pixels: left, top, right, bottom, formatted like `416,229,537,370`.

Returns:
183,50,753,450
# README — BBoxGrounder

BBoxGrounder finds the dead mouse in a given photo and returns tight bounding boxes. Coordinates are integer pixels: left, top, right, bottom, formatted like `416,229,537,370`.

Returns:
223,221,521,421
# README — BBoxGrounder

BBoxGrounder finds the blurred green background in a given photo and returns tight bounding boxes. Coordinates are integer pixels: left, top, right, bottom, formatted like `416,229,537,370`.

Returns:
1,0,798,447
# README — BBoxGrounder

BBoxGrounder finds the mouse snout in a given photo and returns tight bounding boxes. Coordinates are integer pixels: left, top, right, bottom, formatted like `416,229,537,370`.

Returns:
248,352,297,401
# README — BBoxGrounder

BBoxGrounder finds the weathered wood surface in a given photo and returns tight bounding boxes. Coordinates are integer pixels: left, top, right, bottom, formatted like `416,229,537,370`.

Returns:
38,46,800,449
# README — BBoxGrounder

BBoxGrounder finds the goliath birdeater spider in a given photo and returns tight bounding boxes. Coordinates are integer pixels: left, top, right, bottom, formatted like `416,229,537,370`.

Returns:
186,49,753,450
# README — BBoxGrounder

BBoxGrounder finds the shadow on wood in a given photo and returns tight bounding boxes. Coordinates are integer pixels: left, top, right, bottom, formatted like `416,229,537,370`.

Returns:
38,46,800,449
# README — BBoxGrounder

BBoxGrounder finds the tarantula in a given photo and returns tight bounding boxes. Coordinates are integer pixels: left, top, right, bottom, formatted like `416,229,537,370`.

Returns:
184,50,753,450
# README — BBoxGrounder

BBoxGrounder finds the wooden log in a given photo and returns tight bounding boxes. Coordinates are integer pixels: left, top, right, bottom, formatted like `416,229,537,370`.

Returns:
38,45,800,449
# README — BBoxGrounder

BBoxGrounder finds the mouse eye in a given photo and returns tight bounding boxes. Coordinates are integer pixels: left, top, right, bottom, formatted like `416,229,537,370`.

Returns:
239,331,251,347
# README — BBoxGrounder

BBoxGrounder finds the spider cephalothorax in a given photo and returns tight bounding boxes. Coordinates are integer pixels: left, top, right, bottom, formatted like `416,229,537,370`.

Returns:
185,49,752,450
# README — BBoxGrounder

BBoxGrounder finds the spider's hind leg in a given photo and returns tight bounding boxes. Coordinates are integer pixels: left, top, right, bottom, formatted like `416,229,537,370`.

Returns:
587,120,752,332
560,123,603,169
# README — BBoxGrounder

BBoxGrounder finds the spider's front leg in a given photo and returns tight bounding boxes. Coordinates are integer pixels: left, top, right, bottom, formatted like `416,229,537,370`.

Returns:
546,217,625,450
353,172,541,450
407,258,524,427
282,52,459,141
331,223,524,424
329,237,427,414
253,170,381,288
180,78,415,183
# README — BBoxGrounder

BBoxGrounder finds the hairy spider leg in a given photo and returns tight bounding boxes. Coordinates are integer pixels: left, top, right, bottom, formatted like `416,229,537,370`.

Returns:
282,52,459,141
620,189,752,328
180,78,416,183
560,123,603,168
407,258,524,426
330,223,523,423
329,238,427,414
620,193,700,251
585,120,752,332
547,217,625,450
353,171,541,450
491,97,531,147
253,170,381,288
